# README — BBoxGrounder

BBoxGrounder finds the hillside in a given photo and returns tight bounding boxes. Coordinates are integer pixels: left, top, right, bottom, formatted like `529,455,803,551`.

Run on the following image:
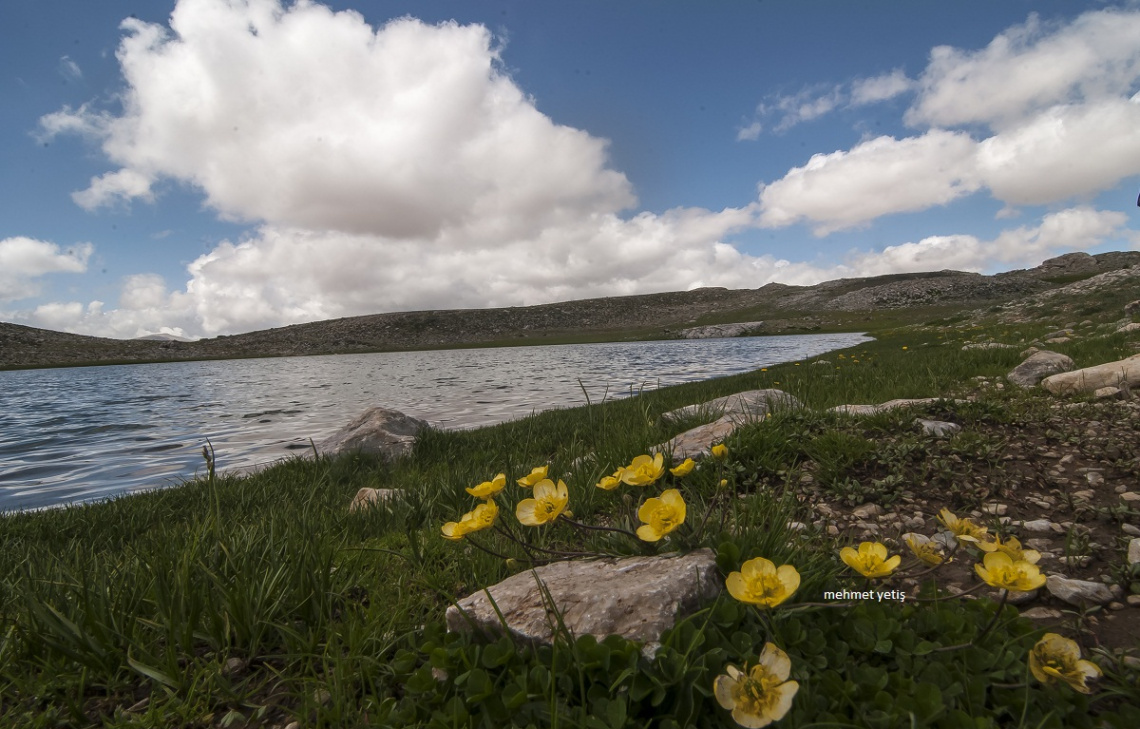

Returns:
3,250,1138,369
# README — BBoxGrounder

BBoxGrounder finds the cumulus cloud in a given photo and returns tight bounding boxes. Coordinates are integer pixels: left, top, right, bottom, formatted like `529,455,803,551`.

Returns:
757,130,981,234
757,6,1140,233
906,9,1140,130
0,237,92,302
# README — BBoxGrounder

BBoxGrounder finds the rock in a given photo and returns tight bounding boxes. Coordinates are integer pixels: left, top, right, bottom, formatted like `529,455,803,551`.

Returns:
445,549,720,649
659,389,801,425
1128,538,1140,566
1117,322,1140,333
1005,589,1038,606
1021,607,1063,620
1058,556,1092,568
962,342,1016,350
677,321,766,339
1020,346,1041,358
1007,350,1075,389
982,502,1008,516
1128,595,1140,607
852,503,882,519
654,390,801,459
1019,519,1065,534
1121,492,1140,503
319,407,428,460
1045,575,1115,606
1123,524,1140,537
1041,353,1140,396
350,487,398,512
1125,300,1140,317
1093,386,1122,399
829,397,961,417
916,418,960,437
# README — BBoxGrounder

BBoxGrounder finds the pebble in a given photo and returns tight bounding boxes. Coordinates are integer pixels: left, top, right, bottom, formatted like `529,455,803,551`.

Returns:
1020,519,1064,534
1127,595,1140,607
1085,472,1104,486
1070,490,1095,501
1120,492,1140,503
826,525,839,536
982,503,1008,516
852,503,882,519
1116,485,1129,494
1046,575,1115,606
1021,607,1063,620
1108,602,1126,611
1026,538,1054,550
1058,555,1092,568
1123,524,1140,537
788,521,807,531
1128,538,1140,565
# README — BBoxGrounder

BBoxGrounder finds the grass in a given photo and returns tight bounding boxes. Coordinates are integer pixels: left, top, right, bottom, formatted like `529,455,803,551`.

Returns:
2,302,1140,727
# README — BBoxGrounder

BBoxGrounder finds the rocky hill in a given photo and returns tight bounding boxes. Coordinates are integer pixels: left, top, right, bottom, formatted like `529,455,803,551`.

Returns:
3,251,1138,369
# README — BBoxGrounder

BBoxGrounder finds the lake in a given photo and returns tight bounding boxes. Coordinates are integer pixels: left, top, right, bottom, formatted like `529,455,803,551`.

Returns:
0,333,869,512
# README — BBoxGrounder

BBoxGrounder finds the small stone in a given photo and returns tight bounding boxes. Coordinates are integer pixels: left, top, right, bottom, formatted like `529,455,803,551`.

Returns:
1020,519,1064,534
284,723,301,729
1058,555,1092,568
1125,656,1140,670
313,689,332,705
826,525,839,536
1117,485,1130,494
1046,575,1115,606
1128,538,1140,566
1094,386,1122,399
852,503,882,519
1108,602,1126,611
349,487,399,512
1005,589,1038,605
1127,595,1140,607
1070,490,1095,501
916,418,961,437
223,657,247,677
1021,607,1063,620
787,521,807,531
1025,538,1054,550
1123,524,1140,537
982,502,1008,516
1120,492,1140,503
1086,472,1105,487
904,516,925,529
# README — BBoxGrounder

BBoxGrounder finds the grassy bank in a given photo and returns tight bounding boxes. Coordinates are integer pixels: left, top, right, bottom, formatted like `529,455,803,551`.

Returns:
2,314,1139,727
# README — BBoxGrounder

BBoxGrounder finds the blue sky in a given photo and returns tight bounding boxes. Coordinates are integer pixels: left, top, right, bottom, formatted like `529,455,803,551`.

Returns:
2,0,1139,339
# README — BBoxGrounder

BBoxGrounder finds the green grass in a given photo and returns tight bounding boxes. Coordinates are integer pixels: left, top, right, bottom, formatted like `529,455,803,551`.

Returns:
2,308,1139,727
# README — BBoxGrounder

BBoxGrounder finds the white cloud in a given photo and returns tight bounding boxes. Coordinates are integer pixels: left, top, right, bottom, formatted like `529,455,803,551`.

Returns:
736,121,763,141
850,69,913,106
0,237,92,302
757,130,981,234
58,56,83,83
906,8,1140,130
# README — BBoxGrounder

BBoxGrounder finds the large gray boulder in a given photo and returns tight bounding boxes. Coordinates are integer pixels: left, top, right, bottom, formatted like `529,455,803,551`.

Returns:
446,549,720,651
677,321,765,339
319,406,428,460
1041,353,1140,396
1007,350,1074,389
654,389,800,458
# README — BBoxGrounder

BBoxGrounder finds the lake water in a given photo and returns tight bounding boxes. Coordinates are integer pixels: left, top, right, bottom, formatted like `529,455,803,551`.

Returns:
0,333,869,513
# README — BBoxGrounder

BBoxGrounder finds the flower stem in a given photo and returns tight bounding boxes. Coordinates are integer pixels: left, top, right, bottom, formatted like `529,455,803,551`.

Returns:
558,515,638,540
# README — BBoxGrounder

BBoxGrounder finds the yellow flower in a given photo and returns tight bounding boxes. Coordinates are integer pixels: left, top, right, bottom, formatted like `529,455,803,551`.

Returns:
974,552,1046,591
903,533,945,566
937,508,989,544
713,644,799,728
711,443,729,460
517,465,549,488
515,479,569,526
441,500,499,541
840,542,901,579
1028,633,1102,694
726,557,800,608
620,454,665,487
902,346,908,350
669,458,696,477
466,473,506,499
636,489,686,542
977,535,1040,564
596,469,624,491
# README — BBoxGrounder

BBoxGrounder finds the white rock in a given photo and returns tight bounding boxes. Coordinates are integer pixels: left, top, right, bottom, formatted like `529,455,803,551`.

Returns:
1128,538,1140,566
916,419,961,438
852,503,883,519
1007,350,1074,389
982,502,1008,516
1041,353,1140,396
1019,519,1064,534
1021,607,1063,620
349,487,399,512
654,390,802,458
1123,524,1140,537
1093,386,1122,399
446,549,720,648
1046,575,1115,606
1120,492,1140,503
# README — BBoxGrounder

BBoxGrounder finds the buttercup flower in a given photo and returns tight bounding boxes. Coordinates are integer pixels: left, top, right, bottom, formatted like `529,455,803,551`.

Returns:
517,465,549,488
466,473,506,499
596,469,625,491
516,478,569,526
636,488,687,542
726,557,800,608
669,458,696,477
937,508,989,544
441,500,499,541
711,443,729,459
620,454,665,487
903,533,945,566
1028,633,1102,694
977,535,1040,564
974,552,1046,591
713,643,799,728
840,542,901,578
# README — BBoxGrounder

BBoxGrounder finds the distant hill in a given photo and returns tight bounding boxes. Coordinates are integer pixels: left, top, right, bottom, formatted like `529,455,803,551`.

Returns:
133,333,196,342
3,250,1139,370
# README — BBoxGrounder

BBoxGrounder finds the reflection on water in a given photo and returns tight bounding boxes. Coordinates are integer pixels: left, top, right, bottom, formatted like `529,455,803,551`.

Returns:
0,333,868,512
